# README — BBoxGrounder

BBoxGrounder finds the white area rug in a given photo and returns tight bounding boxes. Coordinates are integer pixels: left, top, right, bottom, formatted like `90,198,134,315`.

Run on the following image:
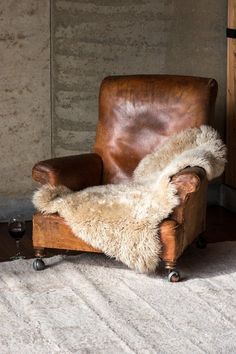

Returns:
0,242,236,354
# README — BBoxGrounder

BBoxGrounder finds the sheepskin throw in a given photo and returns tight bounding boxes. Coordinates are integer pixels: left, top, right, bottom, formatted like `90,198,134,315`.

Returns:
33,126,226,273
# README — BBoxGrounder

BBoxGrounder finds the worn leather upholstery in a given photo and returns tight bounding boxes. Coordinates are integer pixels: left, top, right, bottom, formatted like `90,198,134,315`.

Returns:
32,75,218,270
33,153,103,191
95,75,217,184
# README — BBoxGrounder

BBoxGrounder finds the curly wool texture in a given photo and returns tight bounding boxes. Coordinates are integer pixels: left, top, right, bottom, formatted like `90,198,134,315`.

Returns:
33,125,226,273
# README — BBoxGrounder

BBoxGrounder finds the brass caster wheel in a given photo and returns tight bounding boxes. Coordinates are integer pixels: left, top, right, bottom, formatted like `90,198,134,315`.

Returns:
33,258,46,271
196,235,207,249
168,270,180,282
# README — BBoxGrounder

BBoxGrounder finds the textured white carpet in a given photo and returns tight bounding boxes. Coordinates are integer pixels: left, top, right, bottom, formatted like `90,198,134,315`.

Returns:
0,242,236,354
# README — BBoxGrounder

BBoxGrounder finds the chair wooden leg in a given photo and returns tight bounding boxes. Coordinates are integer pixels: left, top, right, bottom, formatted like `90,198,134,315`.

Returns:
35,248,45,258
164,260,181,282
33,248,46,271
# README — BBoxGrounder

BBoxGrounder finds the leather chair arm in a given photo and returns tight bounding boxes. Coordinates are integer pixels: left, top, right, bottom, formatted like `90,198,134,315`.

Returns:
170,166,207,225
171,166,206,203
160,167,208,263
32,153,103,191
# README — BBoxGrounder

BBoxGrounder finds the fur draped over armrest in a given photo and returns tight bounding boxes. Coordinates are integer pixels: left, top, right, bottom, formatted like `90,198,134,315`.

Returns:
133,125,226,185
33,125,227,274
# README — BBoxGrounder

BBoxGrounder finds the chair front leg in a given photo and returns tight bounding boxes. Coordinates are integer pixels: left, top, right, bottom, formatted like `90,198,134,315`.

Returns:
159,219,182,282
164,260,180,282
33,248,46,271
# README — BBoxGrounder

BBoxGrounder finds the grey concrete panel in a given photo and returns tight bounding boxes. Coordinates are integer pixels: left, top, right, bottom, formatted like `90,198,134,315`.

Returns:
52,0,227,157
0,195,35,222
52,0,171,154
0,0,51,200
165,0,227,135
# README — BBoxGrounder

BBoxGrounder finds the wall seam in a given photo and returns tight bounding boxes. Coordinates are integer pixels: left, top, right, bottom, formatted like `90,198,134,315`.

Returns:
50,0,54,158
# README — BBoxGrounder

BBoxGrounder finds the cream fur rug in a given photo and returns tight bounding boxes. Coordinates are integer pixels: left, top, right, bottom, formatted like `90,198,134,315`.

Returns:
1,242,236,354
33,126,226,273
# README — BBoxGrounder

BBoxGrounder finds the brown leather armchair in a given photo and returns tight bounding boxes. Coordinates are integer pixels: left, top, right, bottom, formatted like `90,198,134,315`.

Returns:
32,75,217,281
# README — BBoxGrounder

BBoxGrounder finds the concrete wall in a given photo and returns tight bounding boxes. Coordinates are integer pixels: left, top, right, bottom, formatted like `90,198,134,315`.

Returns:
0,0,228,219
0,1,51,220
164,0,227,134
52,0,227,156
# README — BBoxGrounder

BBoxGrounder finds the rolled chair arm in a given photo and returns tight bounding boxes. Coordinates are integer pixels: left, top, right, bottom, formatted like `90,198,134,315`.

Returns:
32,153,103,191
159,166,208,263
170,166,207,225
171,166,206,203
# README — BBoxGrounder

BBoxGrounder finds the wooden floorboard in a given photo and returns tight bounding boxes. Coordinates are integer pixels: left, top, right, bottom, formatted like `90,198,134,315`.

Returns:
0,206,235,262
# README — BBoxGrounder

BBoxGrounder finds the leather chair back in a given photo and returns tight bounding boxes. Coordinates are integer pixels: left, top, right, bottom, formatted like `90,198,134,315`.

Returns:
94,75,218,184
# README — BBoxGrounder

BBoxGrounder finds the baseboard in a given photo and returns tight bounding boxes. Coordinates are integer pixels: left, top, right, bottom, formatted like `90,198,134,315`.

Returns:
0,195,35,222
220,184,236,213
207,183,236,213
207,183,221,206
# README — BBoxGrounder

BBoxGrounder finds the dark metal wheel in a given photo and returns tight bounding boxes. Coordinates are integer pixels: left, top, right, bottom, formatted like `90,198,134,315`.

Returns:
168,270,180,282
196,235,207,249
33,258,46,271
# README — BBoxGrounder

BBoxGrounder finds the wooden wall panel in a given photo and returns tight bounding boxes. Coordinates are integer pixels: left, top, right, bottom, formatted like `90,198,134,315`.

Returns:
226,0,236,187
